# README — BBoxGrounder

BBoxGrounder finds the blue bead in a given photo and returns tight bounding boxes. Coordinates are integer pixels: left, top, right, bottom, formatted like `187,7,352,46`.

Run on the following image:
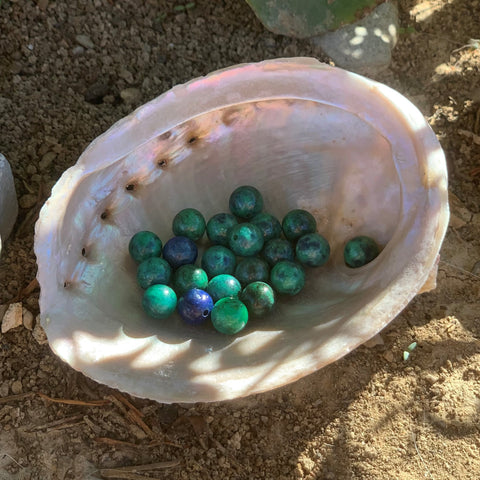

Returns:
163,236,198,269
177,288,214,325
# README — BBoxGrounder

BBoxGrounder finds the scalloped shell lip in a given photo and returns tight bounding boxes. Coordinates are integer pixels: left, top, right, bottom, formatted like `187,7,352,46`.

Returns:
34,58,449,403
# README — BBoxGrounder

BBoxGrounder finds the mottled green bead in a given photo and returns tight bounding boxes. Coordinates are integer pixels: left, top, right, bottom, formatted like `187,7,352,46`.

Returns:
227,223,264,256
229,185,263,219
172,208,206,241
296,233,330,267
241,281,275,316
137,257,172,289
206,274,241,302
142,284,177,319
173,265,208,296
262,238,295,266
344,236,380,268
128,231,162,263
270,260,305,295
206,213,238,246
211,297,248,335
282,209,317,241
201,245,236,277
234,257,270,286
250,212,282,242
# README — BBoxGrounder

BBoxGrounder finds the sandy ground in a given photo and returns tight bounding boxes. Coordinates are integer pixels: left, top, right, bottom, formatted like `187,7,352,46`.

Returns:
1,0,479,479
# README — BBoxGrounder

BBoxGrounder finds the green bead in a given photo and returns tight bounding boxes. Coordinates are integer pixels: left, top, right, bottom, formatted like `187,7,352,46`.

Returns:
262,238,295,266
137,257,172,289
250,212,282,241
296,233,330,267
241,281,275,316
128,231,162,263
206,274,241,302
172,208,206,241
282,209,317,241
211,297,248,335
227,223,264,256
270,260,305,295
234,257,270,286
201,245,236,277
344,236,380,268
142,284,177,319
229,185,263,219
173,265,208,295
206,213,238,246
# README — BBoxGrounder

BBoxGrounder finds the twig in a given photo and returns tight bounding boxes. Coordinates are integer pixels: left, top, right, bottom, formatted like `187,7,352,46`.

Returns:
412,433,434,479
94,437,182,449
28,414,84,432
99,461,180,479
0,392,34,404
99,472,162,480
0,452,25,469
8,278,39,304
458,128,480,145
37,392,110,406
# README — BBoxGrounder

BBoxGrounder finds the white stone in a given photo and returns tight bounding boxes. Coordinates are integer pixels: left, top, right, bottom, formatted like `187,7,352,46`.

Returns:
1,303,23,333
32,317,48,344
0,153,18,256
75,34,94,50
22,307,34,330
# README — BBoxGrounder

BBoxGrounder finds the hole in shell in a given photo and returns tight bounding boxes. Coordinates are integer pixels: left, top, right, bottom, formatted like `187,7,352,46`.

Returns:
81,248,86,257
63,281,70,289
188,136,197,144
157,159,168,168
100,211,109,220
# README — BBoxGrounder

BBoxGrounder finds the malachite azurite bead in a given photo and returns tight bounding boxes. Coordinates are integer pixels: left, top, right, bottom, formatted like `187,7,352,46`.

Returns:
227,223,264,256
162,235,198,269
270,260,305,295
211,297,249,335
241,281,275,316
172,208,206,241
234,257,270,286
206,213,238,246
296,233,330,267
173,265,208,296
262,238,295,266
229,185,263,219
128,231,162,263
206,274,241,303
282,209,317,241
136,257,172,289
142,284,177,319
344,236,380,268
250,212,282,242
177,288,214,325
201,245,236,277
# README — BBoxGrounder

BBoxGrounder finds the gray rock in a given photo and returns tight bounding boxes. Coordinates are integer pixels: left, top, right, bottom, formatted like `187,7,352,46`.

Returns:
75,34,94,50
120,88,142,105
0,154,18,255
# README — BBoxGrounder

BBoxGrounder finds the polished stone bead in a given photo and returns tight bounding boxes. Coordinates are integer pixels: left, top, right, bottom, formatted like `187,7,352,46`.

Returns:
128,231,162,263
282,209,317,241
172,208,206,241
206,274,241,303
344,236,380,268
206,213,238,246
296,233,330,267
270,260,305,295
201,245,236,277
262,238,295,266
177,288,214,325
229,185,263,219
162,236,198,269
142,284,177,319
250,212,282,242
234,257,269,286
137,257,172,289
211,297,248,335
227,223,264,256
241,281,275,316
173,265,208,296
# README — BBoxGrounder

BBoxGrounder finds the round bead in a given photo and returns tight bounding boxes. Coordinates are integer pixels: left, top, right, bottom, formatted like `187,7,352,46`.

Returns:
177,288,214,325
128,231,162,263
270,260,305,295
227,223,264,256
282,209,317,241
344,236,380,268
201,245,236,277
211,297,248,335
136,257,172,289
142,284,177,319
206,213,238,246
296,233,330,267
173,265,208,296
262,238,295,266
206,274,241,303
241,281,275,316
172,208,206,241
162,236,198,269
229,185,263,219
234,257,269,286
250,212,282,242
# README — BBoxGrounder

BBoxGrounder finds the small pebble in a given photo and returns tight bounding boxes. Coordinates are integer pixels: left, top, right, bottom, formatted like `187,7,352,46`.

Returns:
75,34,95,49
22,307,34,330
39,151,56,171
19,194,37,209
11,380,23,395
72,46,85,56
120,88,142,105
1,302,23,333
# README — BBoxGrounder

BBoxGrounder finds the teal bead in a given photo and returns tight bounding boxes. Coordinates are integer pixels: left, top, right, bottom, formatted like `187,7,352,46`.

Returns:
262,238,295,266
206,274,241,302
128,231,162,263
211,297,249,335
234,257,270,286
173,265,208,296
241,281,275,316
250,212,282,241
282,209,317,241
201,245,236,277
270,260,305,295
227,223,264,256
172,208,206,241
137,257,172,289
229,185,263,219
344,236,380,268
206,213,238,246
142,284,177,319
296,233,330,267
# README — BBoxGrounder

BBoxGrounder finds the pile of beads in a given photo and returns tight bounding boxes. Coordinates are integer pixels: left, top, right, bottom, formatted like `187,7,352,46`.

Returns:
128,186,380,335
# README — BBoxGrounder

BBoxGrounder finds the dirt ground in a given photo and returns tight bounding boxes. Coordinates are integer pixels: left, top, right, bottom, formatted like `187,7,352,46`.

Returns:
0,0,479,479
